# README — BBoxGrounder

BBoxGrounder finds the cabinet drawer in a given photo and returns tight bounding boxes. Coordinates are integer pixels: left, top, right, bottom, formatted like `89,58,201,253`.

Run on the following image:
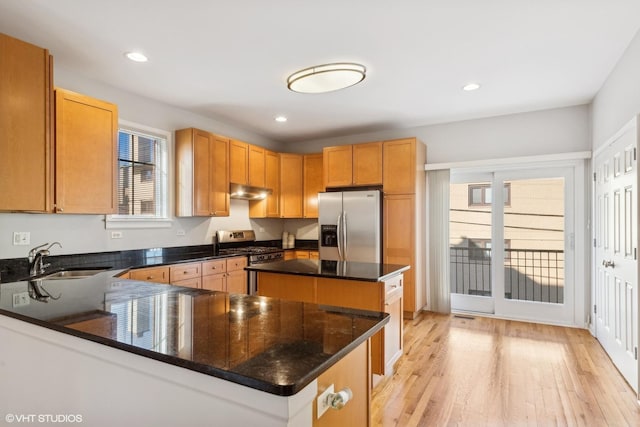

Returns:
226,256,248,272
385,275,403,303
129,266,169,283
202,259,227,277
202,273,226,292
170,262,201,282
172,277,201,289
294,250,310,259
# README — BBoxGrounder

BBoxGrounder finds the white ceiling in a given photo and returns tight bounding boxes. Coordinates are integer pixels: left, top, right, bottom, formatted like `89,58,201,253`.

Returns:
1,1,639,143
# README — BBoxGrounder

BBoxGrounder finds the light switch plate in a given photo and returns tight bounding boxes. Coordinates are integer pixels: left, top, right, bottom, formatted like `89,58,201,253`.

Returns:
12,232,30,246
12,292,29,308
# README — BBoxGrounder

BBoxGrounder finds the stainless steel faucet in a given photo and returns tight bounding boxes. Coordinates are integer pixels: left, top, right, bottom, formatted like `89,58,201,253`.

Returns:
28,242,62,276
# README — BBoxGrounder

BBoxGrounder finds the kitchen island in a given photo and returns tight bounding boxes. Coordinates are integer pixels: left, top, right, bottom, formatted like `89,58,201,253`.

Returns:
0,271,387,426
246,259,408,380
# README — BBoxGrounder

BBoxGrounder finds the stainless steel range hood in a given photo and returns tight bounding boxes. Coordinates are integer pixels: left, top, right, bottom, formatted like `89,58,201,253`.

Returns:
229,183,272,200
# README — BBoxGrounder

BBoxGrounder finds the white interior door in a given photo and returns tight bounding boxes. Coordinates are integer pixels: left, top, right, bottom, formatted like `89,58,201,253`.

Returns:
593,119,638,393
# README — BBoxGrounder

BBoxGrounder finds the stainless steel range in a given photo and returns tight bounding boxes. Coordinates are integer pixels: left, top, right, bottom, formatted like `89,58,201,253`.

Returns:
216,230,284,294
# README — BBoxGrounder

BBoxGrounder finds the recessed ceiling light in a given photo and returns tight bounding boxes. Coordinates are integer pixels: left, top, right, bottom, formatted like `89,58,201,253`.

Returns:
125,51,148,62
287,63,366,94
275,116,288,123
462,82,481,91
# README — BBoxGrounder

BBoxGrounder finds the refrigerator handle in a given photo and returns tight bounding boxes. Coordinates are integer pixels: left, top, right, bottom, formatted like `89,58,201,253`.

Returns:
336,213,343,261
342,211,348,260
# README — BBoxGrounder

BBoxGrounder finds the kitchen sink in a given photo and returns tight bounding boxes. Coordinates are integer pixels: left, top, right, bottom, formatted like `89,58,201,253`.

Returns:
40,268,109,280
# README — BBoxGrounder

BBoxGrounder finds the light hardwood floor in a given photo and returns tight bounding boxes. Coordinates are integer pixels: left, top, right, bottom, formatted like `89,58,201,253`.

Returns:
371,312,640,426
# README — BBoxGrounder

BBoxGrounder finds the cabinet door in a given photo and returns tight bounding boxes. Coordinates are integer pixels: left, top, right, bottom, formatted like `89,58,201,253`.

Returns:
169,262,201,283
384,194,415,315
129,266,170,283
210,135,230,216
226,269,247,294
54,89,117,214
353,141,382,185
229,139,248,185
0,34,52,212
323,145,353,188
248,144,265,187
202,273,226,292
202,259,226,277
303,153,323,218
192,129,213,216
280,153,303,218
383,138,416,194
249,149,280,218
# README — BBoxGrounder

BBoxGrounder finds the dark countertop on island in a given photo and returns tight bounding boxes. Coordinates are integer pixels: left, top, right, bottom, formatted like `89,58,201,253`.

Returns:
0,272,387,396
246,259,410,282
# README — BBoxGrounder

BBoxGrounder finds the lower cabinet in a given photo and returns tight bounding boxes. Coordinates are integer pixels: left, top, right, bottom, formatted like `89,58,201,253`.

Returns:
126,256,248,294
314,340,370,427
284,250,319,260
201,256,248,294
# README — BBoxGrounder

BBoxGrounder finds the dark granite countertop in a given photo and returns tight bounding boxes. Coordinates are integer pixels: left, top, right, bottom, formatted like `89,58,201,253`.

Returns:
0,272,387,396
246,259,410,282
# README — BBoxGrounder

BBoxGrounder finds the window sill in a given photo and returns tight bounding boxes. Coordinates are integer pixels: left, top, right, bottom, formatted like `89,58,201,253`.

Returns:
104,216,173,229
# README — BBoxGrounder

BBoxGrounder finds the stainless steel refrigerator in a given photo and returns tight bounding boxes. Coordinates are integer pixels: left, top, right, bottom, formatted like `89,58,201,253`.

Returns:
318,189,382,262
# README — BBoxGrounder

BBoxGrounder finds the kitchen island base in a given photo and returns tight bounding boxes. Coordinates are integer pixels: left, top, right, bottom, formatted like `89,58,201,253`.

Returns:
0,314,369,427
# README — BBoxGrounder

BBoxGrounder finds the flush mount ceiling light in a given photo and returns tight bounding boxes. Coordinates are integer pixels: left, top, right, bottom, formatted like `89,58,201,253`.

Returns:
275,116,288,122
462,82,481,91
125,51,148,62
287,62,366,94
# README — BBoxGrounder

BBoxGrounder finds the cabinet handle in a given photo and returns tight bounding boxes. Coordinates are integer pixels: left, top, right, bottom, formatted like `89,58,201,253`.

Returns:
58,208,64,212
147,276,153,280
327,388,353,410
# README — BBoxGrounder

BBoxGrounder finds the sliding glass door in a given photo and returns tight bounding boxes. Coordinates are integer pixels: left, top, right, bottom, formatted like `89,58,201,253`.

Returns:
450,168,575,324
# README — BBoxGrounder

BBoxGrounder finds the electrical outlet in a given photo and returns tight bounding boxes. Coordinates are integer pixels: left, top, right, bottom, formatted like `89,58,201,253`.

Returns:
12,292,30,308
12,232,30,246
316,384,334,419
111,231,123,239
176,230,186,236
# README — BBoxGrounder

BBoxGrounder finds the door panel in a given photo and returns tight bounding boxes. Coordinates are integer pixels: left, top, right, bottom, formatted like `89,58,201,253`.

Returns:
343,190,381,263
594,119,638,393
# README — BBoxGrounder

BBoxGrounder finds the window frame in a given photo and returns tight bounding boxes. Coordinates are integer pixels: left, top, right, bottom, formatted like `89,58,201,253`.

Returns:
105,120,172,229
468,183,511,207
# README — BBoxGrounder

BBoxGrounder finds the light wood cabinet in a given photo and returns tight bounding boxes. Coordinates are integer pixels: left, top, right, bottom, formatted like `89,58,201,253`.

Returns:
129,266,170,283
249,149,280,218
303,153,323,218
229,139,249,185
202,256,248,294
248,145,266,188
279,153,303,218
170,262,201,283
313,340,369,427
0,33,53,212
175,128,229,217
353,141,383,185
323,145,353,187
383,138,416,194
323,142,382,188
54,88,118,214
384,193,417,317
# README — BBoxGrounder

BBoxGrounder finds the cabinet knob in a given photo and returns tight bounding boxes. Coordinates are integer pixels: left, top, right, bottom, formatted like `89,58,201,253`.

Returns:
327,388,353,410
58,208,64,212
147,276,153,280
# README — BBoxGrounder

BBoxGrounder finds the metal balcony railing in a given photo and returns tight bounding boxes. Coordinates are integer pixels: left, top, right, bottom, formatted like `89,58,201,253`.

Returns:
450,247,564,303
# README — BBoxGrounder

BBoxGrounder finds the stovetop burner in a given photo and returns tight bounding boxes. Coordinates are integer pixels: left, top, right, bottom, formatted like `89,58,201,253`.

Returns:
219,246,282,256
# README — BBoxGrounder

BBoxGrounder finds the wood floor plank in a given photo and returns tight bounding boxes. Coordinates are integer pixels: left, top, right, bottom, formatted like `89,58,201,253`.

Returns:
371,312,640,426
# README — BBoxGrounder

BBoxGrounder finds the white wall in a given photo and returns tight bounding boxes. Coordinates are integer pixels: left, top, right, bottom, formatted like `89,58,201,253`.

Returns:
286,104,591,163
591,29,640,148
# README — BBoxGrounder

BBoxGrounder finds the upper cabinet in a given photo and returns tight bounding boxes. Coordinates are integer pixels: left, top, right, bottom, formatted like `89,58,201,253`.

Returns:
248,145,266,188
279,153,303,218
383,138,417,194
303,153,323,218
249,149,280,218
54,88,118,214
175,128,230,217
229,139,266,188
229,139,248,185
0,33,53,212
323,142,382,188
